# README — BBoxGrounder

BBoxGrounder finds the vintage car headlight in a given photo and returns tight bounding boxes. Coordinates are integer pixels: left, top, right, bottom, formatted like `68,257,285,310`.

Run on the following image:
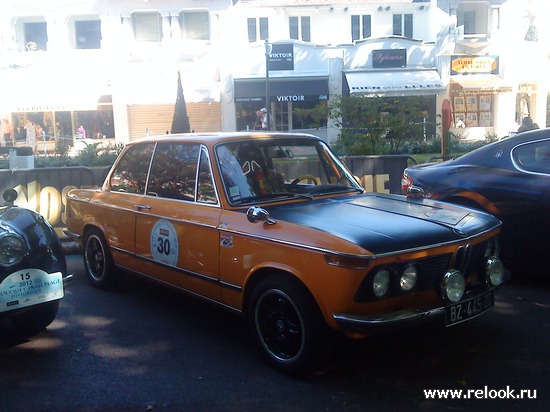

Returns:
441,270,465,303
373,269,391,298
485,256,504,287
0,234,26,266
400,265,418,291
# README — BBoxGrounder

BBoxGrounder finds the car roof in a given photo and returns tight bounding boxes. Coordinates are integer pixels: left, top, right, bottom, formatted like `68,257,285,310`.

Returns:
126,132,322,147
447,127,550,165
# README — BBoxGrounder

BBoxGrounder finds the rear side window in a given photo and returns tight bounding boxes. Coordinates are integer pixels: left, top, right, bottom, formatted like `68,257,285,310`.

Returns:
512,139,550,174
110,144,154,194
147,143,200,201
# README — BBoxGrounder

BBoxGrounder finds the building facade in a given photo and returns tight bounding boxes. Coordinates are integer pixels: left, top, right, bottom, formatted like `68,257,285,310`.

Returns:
0,0,548,148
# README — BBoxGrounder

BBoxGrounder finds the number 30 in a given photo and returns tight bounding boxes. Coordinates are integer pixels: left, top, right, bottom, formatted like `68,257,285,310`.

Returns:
157,237,171,255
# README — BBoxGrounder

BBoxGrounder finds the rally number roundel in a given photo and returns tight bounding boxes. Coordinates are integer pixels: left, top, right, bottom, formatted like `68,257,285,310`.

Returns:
150,219,179,266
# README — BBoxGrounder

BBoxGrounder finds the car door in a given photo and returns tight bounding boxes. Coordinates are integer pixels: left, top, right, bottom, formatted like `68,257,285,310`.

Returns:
132,143,223,301
100,142,155,268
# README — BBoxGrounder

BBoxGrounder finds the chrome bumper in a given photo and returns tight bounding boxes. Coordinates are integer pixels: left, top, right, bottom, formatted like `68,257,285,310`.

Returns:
333,306,445,333
63,274,75,288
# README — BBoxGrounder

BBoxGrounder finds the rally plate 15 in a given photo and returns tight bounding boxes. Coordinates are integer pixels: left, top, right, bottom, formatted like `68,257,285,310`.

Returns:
0,269,64,313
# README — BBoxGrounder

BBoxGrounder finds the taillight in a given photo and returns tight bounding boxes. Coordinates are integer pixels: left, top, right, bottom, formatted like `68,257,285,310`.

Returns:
401,173,413,194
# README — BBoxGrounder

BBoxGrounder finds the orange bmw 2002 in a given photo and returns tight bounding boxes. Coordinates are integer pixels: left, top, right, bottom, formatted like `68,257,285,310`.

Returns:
65,132,505,374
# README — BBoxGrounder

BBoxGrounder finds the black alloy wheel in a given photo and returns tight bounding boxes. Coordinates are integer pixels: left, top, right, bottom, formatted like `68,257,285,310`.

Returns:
84,228,119,289
249,275,330,375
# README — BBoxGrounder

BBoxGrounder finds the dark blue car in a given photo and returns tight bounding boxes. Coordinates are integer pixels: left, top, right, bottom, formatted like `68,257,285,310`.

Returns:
402,129,550,278
0,189,71,339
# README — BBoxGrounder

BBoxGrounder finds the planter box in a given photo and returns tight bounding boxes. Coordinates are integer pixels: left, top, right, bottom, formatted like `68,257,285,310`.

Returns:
9,149,35,169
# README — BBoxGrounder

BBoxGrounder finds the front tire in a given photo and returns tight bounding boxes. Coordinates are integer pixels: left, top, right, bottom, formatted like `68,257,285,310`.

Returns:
83,228,120,289
249,274,331,375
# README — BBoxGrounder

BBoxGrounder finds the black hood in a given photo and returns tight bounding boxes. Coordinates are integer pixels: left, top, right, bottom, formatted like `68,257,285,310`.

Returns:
265,194,501,255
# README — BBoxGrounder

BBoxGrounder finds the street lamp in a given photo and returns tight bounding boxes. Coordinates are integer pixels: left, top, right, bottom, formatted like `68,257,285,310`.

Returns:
265,39,272,131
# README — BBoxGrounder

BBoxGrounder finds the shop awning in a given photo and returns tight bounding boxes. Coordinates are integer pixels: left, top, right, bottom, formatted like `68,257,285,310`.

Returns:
451,75,512,93
345,70,446,96
234,77,328,103
0,67,110,112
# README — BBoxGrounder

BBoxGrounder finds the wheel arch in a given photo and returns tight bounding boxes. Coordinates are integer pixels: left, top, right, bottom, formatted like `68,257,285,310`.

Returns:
439,191,498,215
242,266,320,321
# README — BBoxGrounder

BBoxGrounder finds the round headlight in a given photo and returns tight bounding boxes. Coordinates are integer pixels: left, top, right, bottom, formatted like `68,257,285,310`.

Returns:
400,265,418,291
485,256,504,287
373,269,391,298
441,270,465,303
0,234,26,266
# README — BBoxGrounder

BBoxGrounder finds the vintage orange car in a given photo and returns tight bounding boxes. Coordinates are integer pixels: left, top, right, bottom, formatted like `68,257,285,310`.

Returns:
65,132,505,374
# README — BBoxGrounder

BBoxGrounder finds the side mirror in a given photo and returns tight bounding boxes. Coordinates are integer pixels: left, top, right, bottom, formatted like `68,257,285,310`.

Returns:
246,206,277,225
406,185,425,199
3,188,18,206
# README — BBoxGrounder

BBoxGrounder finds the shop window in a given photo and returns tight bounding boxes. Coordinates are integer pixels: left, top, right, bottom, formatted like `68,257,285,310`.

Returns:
180,11,210,40
393,14,413,38
351,15,371,41
292,101,328,131
450,82,494,128
73,108,115,140
289,16,310,42
75,20,101,49
24,22,47,51
248,17,268,42
272,101,290,131
133,12,162,42
236,100,328,133
515,83,537,124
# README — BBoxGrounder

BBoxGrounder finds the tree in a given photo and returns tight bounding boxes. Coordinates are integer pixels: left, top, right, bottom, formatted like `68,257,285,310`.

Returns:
329,95,434,155
171,71,191,133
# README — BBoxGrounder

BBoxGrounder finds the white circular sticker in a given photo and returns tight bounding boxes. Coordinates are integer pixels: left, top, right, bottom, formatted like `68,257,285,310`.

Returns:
150,219,179,266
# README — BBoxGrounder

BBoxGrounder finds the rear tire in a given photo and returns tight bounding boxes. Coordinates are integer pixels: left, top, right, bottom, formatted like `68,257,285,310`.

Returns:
248,274,332,375
83,227,120,289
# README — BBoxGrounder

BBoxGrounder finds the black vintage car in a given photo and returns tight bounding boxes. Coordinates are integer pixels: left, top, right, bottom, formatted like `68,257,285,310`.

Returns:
0,189,69,338
402,129,550,277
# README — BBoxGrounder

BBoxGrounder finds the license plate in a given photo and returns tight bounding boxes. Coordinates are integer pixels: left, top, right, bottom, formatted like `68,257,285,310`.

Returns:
0,269,64,313
445,291,494,326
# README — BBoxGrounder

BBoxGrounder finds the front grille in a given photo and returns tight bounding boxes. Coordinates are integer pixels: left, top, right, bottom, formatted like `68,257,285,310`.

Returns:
456,241,489,287
415,254,453,290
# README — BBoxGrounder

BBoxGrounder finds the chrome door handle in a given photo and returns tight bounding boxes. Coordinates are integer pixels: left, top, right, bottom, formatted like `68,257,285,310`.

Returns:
135,204,152,210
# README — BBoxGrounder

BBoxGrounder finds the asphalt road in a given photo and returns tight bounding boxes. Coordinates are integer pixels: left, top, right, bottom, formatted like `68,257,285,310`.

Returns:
0,254,548,412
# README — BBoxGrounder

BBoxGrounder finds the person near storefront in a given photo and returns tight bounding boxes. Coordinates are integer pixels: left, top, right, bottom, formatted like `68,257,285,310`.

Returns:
25,119,37,153
517,116,539,133
2,118,13,146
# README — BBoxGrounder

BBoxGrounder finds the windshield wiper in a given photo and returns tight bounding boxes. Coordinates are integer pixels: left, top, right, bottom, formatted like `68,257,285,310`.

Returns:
308,186,364,196
235,192,313,204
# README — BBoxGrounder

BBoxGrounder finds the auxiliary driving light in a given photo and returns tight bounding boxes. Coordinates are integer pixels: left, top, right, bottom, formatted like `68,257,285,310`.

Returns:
441,269,466,303
485,256,504,287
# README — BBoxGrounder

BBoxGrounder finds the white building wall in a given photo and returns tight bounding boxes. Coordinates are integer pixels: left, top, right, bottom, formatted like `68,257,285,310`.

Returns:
1,0,549,145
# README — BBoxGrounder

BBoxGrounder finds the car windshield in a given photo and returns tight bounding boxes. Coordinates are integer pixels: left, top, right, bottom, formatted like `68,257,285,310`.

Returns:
216,137,363,205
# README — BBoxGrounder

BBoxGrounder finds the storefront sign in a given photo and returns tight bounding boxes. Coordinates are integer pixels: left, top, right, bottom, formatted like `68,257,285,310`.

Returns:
372,49,407,69
234,78,328,103
269,44,294,71
451,55,499,75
